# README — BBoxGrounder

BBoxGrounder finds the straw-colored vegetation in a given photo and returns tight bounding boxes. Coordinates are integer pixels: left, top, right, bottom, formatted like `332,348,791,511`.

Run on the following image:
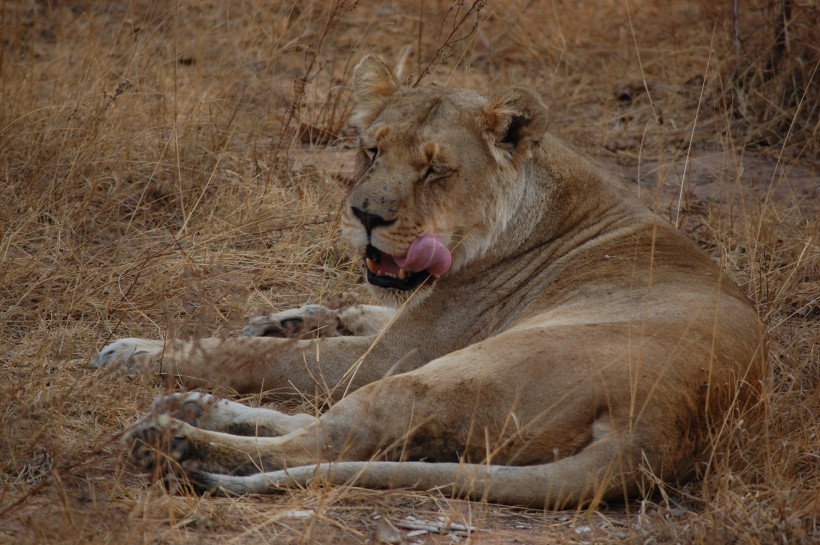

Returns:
1,1,817,543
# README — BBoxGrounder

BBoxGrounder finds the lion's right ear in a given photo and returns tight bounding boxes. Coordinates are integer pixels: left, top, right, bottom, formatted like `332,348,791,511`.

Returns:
351,56,400,129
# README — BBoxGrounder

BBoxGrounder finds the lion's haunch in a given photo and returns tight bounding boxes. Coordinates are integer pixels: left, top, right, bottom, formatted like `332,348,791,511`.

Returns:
395,233,452,276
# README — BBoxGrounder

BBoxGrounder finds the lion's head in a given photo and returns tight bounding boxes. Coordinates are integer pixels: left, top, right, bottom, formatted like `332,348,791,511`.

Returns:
341,56,548,307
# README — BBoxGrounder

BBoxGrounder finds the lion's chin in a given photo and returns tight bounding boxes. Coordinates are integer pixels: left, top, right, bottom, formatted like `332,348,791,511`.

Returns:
365,277,435,309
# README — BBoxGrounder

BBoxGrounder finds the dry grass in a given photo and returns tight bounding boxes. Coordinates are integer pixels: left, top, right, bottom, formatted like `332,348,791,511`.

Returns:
0,1,817,543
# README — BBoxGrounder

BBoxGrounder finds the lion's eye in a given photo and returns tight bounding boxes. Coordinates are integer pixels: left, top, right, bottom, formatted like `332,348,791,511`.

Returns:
423,163,451,181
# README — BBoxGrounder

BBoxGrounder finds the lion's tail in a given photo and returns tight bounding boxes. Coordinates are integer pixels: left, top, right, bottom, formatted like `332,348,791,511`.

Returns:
191,438,644,508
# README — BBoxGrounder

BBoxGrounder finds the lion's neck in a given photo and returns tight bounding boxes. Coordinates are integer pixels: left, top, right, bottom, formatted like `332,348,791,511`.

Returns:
427,138,656,338
490,135,651,264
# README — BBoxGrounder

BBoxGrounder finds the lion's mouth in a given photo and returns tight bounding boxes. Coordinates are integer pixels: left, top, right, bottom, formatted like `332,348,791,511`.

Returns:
364,244,431,291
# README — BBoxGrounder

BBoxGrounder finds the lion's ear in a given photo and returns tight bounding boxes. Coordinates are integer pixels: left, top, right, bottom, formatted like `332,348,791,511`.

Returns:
351,56,400,129
483,87,547,153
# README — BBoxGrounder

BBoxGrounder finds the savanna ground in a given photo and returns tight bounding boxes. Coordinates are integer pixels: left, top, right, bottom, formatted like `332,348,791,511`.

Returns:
1,1,818,543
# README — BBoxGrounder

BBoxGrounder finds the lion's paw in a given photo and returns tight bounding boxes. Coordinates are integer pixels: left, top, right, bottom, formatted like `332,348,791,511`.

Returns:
150,392,218,427
123,414,194,473
92,338,164,374
239,304,341,338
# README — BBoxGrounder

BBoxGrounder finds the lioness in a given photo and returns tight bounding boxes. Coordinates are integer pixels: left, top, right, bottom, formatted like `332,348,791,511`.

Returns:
93,56,765,508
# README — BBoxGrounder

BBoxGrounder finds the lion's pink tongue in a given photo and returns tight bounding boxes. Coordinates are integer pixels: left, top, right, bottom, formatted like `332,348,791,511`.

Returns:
394,233,452,276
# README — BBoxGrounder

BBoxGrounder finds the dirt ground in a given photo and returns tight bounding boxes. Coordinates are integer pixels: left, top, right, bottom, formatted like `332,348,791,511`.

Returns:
1,1,818,544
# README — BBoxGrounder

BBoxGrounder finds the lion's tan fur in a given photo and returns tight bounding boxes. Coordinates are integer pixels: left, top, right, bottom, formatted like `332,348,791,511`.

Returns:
96,56,765,508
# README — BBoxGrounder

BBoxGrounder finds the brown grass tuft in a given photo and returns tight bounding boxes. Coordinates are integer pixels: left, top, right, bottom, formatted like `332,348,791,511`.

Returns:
720,0,819,160
1,1,817,543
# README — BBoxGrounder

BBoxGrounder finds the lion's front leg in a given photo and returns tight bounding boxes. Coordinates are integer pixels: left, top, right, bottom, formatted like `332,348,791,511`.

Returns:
93,334,412,396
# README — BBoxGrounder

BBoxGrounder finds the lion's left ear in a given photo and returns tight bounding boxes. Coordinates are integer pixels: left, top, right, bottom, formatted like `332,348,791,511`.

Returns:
350,55,400,129
483,87,547,153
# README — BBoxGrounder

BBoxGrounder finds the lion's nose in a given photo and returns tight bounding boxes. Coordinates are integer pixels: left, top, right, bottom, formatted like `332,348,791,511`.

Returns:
351,207,395,235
